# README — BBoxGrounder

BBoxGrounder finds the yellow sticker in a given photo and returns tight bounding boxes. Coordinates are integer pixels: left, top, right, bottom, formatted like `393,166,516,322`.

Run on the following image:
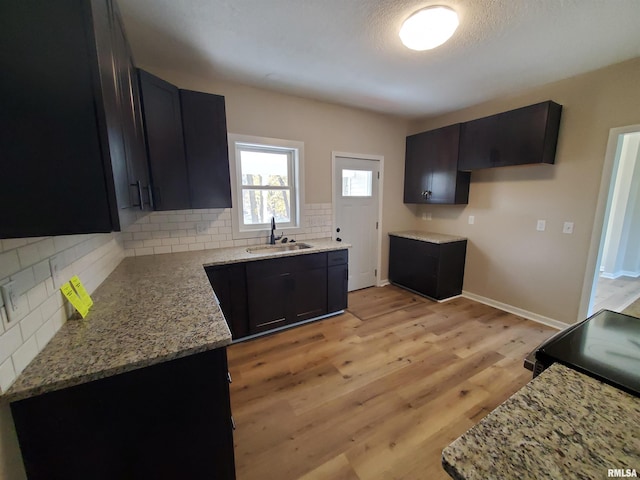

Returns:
70,275,93,308
61,282,89,318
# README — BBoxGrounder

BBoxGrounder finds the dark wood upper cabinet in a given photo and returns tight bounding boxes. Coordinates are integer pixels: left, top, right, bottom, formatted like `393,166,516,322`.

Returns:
180,90,232,209
0,0,151,238
459,101,562,170
404,124,470,205
138,70,191,211
138,72,233,211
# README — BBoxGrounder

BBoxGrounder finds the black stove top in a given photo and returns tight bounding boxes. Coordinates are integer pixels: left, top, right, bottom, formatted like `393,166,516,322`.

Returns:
535,309,640,397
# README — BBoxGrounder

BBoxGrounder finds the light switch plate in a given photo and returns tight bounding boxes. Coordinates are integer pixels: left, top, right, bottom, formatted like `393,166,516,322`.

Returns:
536,220,546,231
0,281,29,324
49,254,63,289
563,222,574,234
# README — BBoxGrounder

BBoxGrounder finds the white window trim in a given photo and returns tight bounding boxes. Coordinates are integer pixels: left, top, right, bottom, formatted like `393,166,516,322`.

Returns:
228,133,305,240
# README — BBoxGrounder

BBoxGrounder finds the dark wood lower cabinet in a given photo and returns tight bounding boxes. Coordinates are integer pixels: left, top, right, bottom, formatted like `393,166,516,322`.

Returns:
205,249,348,340
11,348,235,480
389,236,466,301
206,263,249,339
327,250,349,312
246,253,329,334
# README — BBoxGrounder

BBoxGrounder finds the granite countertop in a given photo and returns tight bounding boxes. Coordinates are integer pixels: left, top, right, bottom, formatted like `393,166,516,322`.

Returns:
442,363,640,479
2,239,348,404
388,230,467,244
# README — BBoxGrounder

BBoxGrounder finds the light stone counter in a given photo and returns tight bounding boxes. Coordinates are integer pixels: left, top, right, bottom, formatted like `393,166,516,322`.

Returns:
389,230,466,244
2,239,348,403
442,363,640,479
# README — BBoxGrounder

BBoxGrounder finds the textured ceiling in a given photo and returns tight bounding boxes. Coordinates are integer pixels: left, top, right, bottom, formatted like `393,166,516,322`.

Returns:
118,0,640,118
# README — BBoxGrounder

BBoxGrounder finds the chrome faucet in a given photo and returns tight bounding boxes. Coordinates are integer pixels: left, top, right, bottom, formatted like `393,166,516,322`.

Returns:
269,217,282,244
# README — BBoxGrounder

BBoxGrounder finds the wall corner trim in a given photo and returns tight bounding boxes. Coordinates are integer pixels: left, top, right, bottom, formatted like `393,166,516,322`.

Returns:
462,291,568,330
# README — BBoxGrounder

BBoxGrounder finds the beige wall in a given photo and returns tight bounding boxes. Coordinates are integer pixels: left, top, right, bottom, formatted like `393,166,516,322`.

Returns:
409,57,640,325
138,66,415,280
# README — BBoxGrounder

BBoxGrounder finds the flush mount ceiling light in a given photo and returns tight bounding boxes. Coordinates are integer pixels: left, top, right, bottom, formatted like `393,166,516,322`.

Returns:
399,5,459,51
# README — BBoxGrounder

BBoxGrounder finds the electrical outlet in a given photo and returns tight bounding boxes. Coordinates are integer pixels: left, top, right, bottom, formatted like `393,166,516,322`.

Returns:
426,212,432,221
49,254,62,289
196,222,209,234
563,222,574,234
0,281,29,324
536,220,546,231
468,215,475,225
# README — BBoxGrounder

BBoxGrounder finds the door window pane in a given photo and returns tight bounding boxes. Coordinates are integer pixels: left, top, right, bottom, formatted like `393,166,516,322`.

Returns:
342,169,372,197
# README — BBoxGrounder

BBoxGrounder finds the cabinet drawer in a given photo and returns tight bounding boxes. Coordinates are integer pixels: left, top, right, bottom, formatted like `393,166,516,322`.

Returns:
327,249,348,266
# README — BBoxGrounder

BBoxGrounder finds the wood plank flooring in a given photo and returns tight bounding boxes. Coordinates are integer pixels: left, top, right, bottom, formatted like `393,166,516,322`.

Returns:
227,285,556,480
593,274,640,313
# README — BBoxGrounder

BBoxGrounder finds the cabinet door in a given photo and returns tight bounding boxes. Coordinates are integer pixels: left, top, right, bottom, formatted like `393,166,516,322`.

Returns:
328,264,348,312
403,132,432,203
0,0,114,238
293,267,328,321
458,114,501,170
426,124,468,204
389,237,438,297
246,259,290,333
111,3,151,211
138,69,191,210
435,241,467,300
109,2,152,224
180,90,232,208
205,264,249,339
404,125,469,205
246,273,290,333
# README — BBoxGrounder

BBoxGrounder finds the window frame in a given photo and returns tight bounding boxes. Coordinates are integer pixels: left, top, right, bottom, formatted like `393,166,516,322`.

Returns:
228,134,305,239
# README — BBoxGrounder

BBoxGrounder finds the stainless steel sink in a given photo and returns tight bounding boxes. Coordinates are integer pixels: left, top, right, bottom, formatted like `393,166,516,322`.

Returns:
246,243,312,254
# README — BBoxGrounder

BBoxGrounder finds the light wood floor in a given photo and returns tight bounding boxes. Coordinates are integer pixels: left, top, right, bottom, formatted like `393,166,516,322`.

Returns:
593,275,640,313
227,285,555,480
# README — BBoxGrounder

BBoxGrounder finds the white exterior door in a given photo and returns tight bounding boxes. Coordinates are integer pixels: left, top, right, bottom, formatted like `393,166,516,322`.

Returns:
333,155,380,291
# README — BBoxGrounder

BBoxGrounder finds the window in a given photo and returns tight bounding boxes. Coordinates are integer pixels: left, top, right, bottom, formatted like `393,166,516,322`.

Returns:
229,134,304,236
342,169,372,197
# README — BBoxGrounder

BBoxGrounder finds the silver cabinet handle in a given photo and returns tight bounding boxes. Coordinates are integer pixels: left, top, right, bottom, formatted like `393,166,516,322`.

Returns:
130,181,143,210
144,184,154,209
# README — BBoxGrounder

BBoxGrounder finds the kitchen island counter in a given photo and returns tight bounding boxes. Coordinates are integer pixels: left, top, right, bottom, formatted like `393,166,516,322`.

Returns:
442,363,640,479
1,239,346,403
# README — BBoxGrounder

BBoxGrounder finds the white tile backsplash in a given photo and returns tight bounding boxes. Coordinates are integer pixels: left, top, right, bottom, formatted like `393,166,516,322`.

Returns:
12,336,38,376
0,359,16,393
122,204,334,257
0,233,124,394
0,326,21,365
19,308,43,342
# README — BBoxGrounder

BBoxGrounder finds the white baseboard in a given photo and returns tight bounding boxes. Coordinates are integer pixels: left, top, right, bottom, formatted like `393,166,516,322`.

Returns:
378,279,390,287
600,270,640,280
461,291,569,331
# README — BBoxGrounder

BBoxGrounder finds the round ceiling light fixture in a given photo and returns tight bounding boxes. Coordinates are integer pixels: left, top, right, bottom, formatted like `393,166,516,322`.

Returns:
399,5,459,51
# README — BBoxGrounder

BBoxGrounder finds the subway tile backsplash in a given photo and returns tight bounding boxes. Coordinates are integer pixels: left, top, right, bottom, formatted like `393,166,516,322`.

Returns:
122,204,333,257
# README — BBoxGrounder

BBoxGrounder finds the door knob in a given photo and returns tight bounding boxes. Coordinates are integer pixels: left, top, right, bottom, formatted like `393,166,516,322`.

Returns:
336,227,340,232
336,237,342,242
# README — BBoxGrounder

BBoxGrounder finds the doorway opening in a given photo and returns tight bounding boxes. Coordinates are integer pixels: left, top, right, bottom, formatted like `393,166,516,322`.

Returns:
581,126,640,319
332,152,383,291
